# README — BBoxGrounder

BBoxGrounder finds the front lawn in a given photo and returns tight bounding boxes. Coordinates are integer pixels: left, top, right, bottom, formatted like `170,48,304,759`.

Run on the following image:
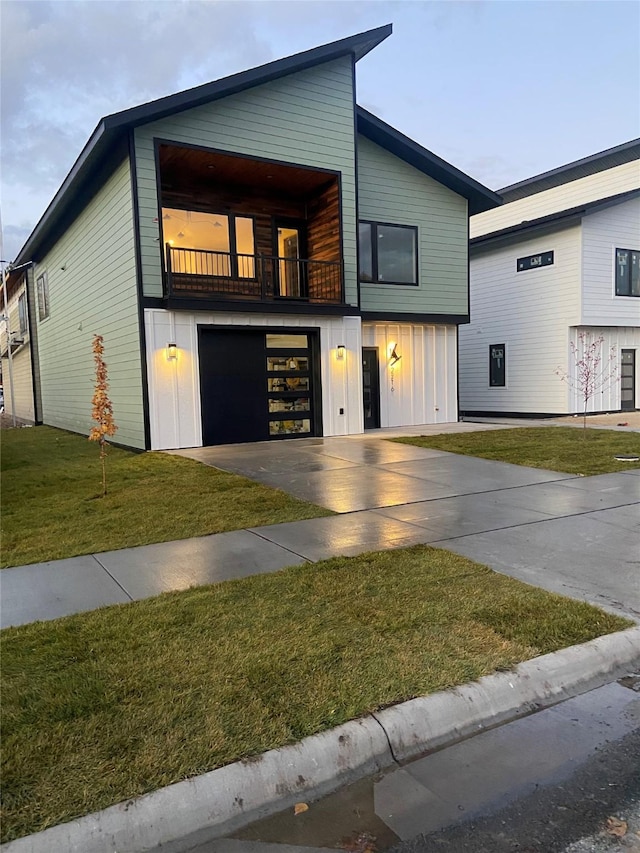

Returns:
0,426,331,568
1,545,630,842
393,427,640,476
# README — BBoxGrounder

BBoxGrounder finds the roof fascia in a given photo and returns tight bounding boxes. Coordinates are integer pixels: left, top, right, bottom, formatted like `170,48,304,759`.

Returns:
356,106,502,215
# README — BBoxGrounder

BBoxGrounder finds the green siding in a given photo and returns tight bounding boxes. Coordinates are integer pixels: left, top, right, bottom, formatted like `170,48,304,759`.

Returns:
357,135,468,316
134,57,358,305
33,158,145,448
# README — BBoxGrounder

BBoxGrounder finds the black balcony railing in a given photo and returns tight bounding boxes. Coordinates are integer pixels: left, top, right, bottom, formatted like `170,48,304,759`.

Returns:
165,246,343,304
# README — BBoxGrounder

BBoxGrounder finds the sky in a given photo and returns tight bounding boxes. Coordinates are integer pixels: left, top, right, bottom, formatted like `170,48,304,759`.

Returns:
1,0,639,263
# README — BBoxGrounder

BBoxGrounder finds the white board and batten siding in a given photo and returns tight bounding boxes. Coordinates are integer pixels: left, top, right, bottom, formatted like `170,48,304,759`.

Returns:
144,309,364,451
134,57,358,304
357,136,468,317
471,161,640,239
459,225,582,414
362,323,457,426
0,278,34,422
32,158,146,448
581,196,640,326
568,326,640,413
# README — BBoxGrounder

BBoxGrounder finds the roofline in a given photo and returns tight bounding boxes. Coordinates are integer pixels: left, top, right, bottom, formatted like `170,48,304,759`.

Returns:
14,25,392,266
499,138,640,201
471,188,640,249
356,107,502,215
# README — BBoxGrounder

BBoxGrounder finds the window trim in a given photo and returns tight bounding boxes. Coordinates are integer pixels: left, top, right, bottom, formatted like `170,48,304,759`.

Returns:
359,220,419,287
615,247,639,297
489,343,506,388
36,272,50,321
160,206,258,281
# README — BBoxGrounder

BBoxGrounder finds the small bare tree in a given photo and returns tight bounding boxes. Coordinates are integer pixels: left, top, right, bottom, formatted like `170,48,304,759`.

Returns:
555,332,618,433
89,334,117,496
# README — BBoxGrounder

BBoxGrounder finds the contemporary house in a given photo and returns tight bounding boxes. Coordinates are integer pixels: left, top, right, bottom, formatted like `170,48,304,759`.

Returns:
460,140,640,417
0,266,38,423
9,25,500,449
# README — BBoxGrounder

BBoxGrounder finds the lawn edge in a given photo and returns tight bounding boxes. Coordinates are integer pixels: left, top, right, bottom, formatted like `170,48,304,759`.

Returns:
3,626,639,853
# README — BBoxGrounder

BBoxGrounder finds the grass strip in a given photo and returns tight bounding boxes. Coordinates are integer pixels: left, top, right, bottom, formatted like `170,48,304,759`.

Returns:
1,544,630,842
393,427,640,476
1,426,331,567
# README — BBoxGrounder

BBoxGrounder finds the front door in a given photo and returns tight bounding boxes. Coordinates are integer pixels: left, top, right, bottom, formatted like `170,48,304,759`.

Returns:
621,350,636,411
275,220,307,298
362,347,381,429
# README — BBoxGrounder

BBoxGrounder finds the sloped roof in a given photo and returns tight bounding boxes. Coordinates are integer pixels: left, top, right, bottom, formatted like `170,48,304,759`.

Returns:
357,107,502,215
471,188,640,251
499,138,640,203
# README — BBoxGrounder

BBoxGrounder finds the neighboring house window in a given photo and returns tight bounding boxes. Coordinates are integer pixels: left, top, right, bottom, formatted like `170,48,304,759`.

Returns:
489,344,506,387
18,293,27,336
37,273,50,320
359,221,418,285
162,208,256,278
615,248,639,297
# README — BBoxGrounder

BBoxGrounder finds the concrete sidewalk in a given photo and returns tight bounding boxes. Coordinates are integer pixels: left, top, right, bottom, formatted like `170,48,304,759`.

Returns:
2,432,639,628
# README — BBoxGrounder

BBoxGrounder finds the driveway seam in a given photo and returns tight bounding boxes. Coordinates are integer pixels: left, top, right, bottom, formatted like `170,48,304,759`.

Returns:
91,555,135,602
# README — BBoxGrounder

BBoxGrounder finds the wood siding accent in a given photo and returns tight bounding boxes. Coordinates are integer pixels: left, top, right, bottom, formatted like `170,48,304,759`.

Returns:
307,180,342,301
31,158,145,448
472,161,640,239
134,57,357,304
357,135,468,317
581,196,640,326
459,224,582,414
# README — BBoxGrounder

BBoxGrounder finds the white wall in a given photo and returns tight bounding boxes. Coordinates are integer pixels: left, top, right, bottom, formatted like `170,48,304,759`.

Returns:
472,161,640,238
581,196,640,326
0,277,34,422
460,225,582,414
145,309,364,450
567,326,640,413
361,323,458,426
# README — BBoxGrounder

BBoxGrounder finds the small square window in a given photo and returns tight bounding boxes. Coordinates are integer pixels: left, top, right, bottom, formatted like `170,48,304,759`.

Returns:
615,249,639,297
358,221,418,285
37,272,50,320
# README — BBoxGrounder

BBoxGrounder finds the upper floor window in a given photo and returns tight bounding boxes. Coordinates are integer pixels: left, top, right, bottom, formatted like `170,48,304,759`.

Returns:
18,292,27,336
36,272,50,320
359,221,418,286
615,248,639,297
162,208,256,278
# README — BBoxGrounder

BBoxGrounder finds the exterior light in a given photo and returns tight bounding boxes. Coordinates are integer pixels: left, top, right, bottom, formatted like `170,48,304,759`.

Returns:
167,342,178,361
336,344,346,360
389,344,401,367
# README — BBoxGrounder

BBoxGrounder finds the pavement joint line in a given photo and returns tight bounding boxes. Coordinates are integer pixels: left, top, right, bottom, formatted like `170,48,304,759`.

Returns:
244,529,312,565
4,627,639,853
90,554,134,602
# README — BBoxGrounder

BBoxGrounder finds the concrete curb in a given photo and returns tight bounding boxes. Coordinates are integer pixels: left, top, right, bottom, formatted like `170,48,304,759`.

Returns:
3,626,639,853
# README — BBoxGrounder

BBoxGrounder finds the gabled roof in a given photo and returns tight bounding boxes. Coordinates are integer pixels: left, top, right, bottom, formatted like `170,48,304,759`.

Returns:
499,138,640,202
356,108,502,215
471,188,640,252
14,25,392,266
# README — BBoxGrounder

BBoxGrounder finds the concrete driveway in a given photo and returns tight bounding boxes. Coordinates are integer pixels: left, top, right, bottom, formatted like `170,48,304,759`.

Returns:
173,435,640,620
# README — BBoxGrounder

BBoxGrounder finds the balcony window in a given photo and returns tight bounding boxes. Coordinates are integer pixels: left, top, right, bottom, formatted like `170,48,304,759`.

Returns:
359,221,418,285
162,209,255,278
615,248,639,297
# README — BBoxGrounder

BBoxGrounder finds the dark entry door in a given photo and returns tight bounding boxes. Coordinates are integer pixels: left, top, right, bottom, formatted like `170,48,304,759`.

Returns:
621,349,636,411
199,329,267,445
362,347,380,429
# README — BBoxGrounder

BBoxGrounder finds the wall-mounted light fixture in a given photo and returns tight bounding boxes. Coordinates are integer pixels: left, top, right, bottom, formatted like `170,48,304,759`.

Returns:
167,342,178,361
336,344,346,361
389,344,402,367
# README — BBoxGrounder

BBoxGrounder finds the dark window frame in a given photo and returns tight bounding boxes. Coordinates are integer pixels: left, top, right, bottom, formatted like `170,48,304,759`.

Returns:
516,251,554,272
489,343,506,388
160,206,258,281
615,248,640,297
18,292,28,336
36,272,50,321
359,220,419,286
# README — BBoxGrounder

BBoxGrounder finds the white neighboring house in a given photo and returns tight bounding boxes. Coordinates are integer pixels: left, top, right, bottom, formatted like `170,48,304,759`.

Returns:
0,268,38,423
459,140,640,417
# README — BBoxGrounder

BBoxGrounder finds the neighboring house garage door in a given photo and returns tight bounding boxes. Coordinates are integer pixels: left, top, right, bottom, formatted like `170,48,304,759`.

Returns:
198,327,321,445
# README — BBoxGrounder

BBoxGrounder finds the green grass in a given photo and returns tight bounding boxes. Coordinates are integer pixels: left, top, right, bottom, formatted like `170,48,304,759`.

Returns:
1,545,630,842
0,426,331,567
393,427,640,476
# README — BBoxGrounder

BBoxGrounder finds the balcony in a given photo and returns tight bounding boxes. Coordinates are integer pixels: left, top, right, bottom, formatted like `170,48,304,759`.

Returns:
165,247,343,304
